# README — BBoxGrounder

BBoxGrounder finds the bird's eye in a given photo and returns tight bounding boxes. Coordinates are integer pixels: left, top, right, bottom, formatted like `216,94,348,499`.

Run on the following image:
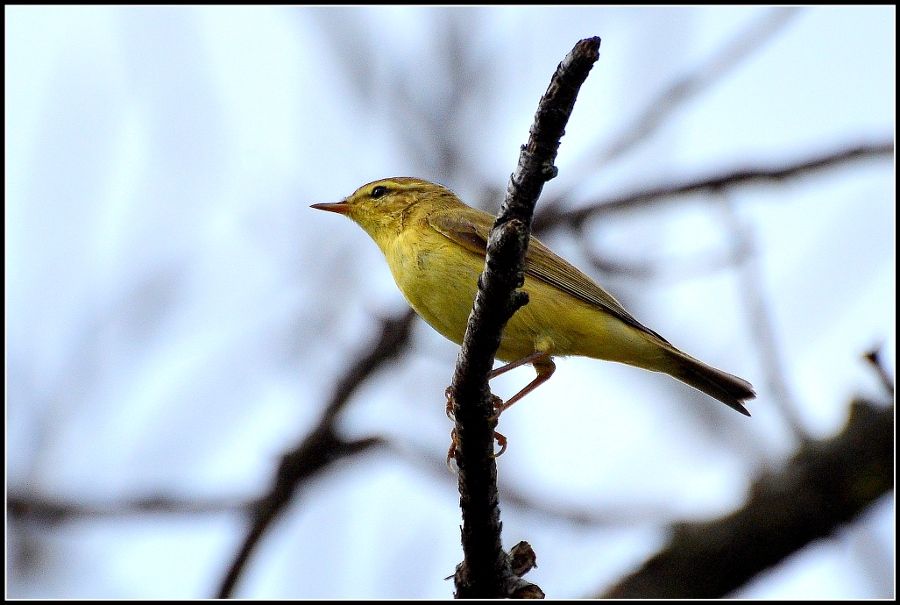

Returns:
371,185,388,199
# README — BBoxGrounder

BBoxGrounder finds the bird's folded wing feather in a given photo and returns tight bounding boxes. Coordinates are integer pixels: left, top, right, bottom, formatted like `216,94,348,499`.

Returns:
427,208,668,343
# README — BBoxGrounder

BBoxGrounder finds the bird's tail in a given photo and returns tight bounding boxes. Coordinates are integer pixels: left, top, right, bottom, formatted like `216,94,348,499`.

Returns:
662,348,755,416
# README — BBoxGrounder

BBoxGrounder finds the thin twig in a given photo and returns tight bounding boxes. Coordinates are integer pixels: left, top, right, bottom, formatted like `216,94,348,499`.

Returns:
721,195,807,439
864,346,895,395
7,493,246,522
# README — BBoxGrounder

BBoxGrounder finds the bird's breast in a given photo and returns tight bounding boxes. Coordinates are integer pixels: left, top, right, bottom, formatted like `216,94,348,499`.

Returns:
384,231,482,346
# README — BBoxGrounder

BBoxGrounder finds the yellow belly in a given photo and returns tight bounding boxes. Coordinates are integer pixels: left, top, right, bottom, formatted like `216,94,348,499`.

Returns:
384,232,663,369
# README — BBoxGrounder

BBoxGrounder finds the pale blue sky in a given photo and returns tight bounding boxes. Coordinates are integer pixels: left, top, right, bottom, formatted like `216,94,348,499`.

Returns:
6,6,894,598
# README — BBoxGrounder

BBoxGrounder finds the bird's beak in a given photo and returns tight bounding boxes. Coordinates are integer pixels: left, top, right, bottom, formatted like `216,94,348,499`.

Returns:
310,201,351,215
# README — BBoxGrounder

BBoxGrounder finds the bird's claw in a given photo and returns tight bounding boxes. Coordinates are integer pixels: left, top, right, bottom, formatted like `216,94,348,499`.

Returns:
445,387,455,421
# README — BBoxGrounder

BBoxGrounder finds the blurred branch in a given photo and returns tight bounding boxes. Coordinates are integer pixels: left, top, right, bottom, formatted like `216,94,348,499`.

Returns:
320,309,418,424
449,37,601,599
310,8,490,187
396,348,894,600
721,195,807,439
864,346,894,394
8,309,416,593
535,140,895,234
602,352,894,599
571,7,802,174
217,308,416,598
7,493,245,523
392,9,491,184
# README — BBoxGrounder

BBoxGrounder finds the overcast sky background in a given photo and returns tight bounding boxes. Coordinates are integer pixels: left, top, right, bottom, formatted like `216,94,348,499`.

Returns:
6,6,894,598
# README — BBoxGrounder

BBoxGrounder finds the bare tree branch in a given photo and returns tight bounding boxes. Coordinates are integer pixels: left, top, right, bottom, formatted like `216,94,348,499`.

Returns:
603,348,895,599
309,8,492,188
602,395,893,599
217,309,416,598
449,36,601,599
719,196,807,438
570,7,802,175
7,493,246,522
13,341,890,600
534,141,895,234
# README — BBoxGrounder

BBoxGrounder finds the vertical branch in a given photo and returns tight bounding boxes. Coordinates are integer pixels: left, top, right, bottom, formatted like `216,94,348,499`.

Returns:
449,37,602,599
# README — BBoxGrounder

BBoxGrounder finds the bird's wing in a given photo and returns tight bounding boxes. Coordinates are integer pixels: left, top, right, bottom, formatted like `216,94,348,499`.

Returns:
427,208,668,342
425,206,494,258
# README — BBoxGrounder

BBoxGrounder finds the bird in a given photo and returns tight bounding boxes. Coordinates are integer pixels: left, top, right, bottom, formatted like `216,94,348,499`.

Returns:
312,177,754,417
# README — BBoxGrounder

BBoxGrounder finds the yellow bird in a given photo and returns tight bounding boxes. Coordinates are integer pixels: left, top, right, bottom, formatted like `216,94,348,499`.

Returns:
312,177,754,416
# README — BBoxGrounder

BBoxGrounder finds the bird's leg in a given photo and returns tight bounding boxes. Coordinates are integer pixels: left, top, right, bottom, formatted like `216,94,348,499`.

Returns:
491,353,556,416
492,430,508,457
446,352,553,467
489,350,549,379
